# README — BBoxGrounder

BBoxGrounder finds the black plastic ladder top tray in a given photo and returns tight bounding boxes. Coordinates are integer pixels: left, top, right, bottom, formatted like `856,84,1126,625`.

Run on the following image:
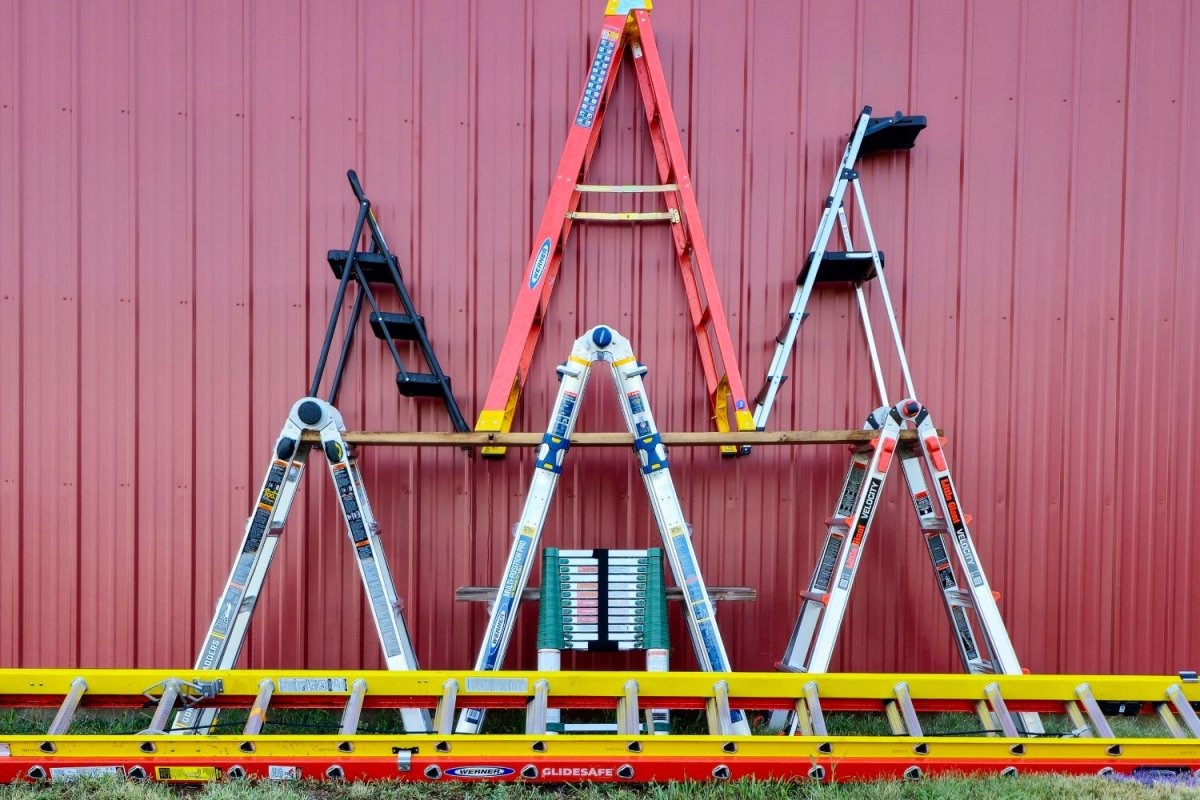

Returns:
860,113,926,155
798,250,883,285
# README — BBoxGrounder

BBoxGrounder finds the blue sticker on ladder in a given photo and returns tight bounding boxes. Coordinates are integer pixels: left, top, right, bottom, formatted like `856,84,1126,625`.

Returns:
528,238,552,290
576,32,617,128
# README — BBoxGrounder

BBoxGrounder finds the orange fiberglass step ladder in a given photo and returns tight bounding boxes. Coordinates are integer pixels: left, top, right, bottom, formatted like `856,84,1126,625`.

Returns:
476,0,754,457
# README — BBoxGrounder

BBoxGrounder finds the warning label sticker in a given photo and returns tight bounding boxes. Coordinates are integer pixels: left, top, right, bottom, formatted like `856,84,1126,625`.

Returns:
278,677,349,693
155,766,220,782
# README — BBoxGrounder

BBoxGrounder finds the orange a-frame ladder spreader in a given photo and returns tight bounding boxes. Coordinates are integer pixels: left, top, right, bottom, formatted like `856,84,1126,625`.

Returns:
476,0,754,456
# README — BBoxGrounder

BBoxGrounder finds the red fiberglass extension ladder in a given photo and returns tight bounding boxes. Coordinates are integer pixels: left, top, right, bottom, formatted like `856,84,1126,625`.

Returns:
476,0,754,456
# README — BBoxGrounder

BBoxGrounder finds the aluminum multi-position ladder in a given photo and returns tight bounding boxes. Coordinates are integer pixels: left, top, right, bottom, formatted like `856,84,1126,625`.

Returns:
476,0,754,456
753,106,925,430
775,399,1041,734
754,107,1036,731
174,398,429,735
318,170,468,431
458,325,749,734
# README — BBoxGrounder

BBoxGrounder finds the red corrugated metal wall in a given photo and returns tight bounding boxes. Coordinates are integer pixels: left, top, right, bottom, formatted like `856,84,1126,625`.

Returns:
1,0,1197,676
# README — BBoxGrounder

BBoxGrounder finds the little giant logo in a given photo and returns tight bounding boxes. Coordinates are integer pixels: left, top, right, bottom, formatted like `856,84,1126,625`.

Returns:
444,766,516,779
528,238,552,289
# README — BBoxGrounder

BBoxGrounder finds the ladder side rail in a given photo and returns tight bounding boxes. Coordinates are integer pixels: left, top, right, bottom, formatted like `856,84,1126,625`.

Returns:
354,174,469,432
896,445,989,673
777,411,884,674
903,403,1044,735
476,19,630,440
628,45,722,404
804,408,903,673
849,180,918,400
631,10,753,433
174,410,313,733
310,202,371,397
907,406,1021,672
604,334,750,734
836,206,890,407
316,407,430,733
457,348,598,733
326,290,365,406
753,110,873,429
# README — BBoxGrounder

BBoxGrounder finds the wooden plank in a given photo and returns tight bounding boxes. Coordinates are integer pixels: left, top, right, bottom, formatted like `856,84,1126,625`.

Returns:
299,429,936,447
456,586,757,603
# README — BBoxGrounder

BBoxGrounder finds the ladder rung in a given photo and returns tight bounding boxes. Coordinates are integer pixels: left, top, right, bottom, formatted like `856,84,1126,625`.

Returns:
797,250,883,285
370,312,425,342
754,376,787,407
823,515,850,530
396,372,448,398
799,590,830,606
566,210,680,223
327,249,395,283
575,183,679,193
920,519,949,532
944,589,974,607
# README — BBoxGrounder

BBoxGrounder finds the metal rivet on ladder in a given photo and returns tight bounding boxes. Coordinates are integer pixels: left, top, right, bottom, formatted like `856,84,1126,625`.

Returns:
326,765,345,780
521,765,539,780
239,741,255,753
722,741,738,754
1001,766,1019,778
1098,767,1115,777
904,766,923,781
423,765,442,780
818,741,833,754
1010,743,1026,756
627,741,642,753
37,742,55,754
128,766,147,781
617,764,635,780
435,740,451,753
226,765,246,780
531,740,547,752
913,742,929,755
712,765,731,780
808,765,826,781
27,766,46,781
1107,744,1123,756
337,741,353,753
139,741,156,754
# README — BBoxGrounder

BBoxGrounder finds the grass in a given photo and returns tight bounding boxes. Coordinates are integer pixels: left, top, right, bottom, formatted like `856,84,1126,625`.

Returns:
0,775,1199,800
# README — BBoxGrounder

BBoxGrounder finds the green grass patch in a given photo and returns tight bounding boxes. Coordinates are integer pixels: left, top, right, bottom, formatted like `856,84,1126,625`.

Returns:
1,775,1199,800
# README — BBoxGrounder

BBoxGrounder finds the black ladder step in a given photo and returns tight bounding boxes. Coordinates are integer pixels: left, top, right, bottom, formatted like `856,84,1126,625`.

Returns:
370,312,425,341
798,251,884,285
860,113,926,155
396,371,449,398
327,249,395,283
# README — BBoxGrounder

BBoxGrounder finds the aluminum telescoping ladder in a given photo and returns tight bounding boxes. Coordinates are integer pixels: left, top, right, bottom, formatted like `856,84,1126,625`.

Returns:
775,400,1041,734
476,0,754,456
753,106,925,430
457,325,750,734
174,398,429,735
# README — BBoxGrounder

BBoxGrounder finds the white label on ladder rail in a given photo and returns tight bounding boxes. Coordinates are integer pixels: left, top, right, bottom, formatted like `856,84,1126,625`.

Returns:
277,677,348,693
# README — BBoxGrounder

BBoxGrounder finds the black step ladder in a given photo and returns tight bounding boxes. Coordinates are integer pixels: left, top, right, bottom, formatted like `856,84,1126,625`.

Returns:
313,170,468,431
